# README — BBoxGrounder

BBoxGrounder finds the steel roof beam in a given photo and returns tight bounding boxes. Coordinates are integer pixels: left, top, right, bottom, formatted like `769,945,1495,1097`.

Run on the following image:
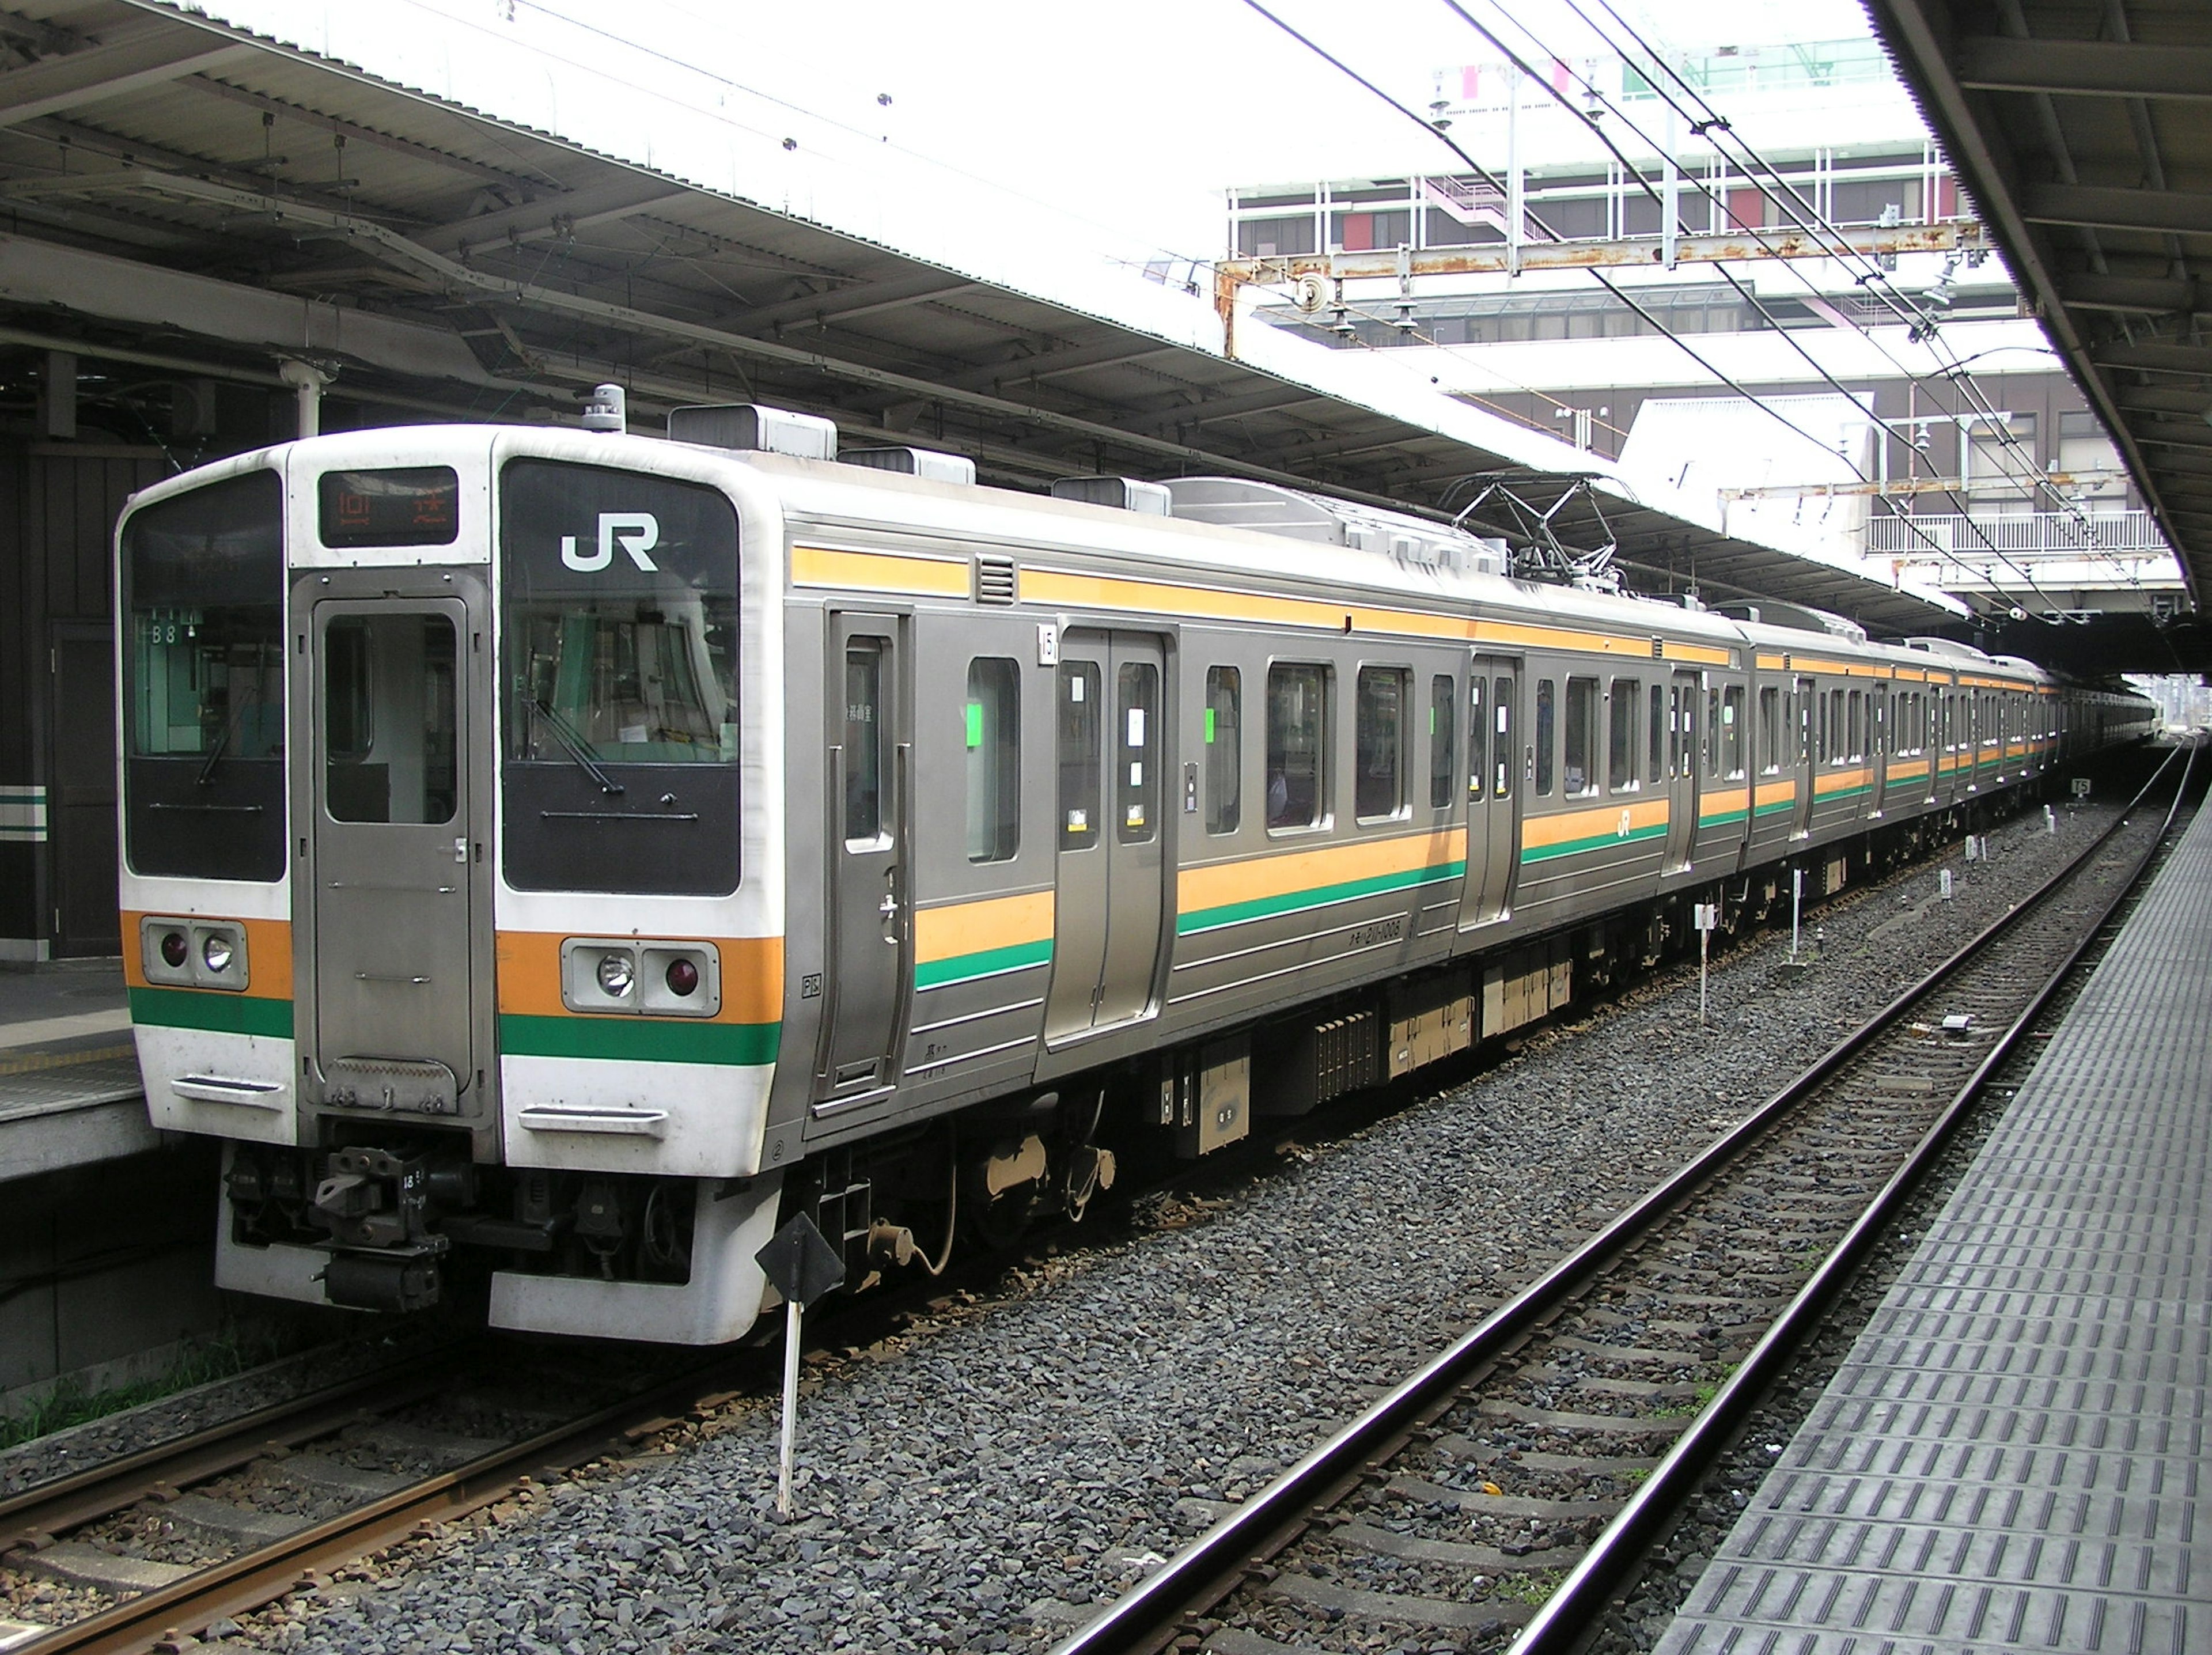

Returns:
181,74,550,190
0,23,253,128
416,177,690,255
2094,340,2212,376
1955,35,2212,101
933,338,1190,395
2023,182,2212,237
2059,272,2210,314
730,271,979,336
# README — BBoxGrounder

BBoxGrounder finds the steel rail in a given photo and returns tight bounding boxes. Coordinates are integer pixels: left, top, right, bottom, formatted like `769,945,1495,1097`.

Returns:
0,1351,470,1551
1508,740,2198,1652
12,1351,747,1655
1050,747,2186,1655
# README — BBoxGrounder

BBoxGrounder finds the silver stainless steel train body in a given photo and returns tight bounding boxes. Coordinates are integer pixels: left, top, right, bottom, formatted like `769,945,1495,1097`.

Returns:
113,410,2157,1343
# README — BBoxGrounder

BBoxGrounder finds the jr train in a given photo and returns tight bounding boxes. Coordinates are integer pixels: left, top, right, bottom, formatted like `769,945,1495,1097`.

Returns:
114,400,2155,1342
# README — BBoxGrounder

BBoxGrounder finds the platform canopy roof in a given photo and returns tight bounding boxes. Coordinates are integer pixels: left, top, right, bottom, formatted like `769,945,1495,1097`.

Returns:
1870,0,2212,618
0,0,1964,632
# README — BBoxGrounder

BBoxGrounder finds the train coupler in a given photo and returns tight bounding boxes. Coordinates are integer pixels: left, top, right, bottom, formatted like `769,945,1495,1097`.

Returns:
322,1249,444,1313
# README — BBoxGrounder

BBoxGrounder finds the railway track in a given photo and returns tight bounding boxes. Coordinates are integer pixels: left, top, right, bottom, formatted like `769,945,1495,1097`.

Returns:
0,768,2165,1655
1052,747,2198,1655
0,1338,759,1655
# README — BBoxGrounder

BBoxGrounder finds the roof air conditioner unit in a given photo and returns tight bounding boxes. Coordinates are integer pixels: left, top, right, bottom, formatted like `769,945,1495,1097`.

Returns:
841,446,978,485
1051,476,1172,516
667,403,837,460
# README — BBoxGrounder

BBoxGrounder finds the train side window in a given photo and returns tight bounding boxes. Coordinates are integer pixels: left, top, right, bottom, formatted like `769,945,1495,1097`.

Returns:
964,657,1020,863
1849,690,1865,761
1705,686,1722,778
1429,675,1455,810
1355,666,1409,821
843,641,886,846
1608,677,1641,791
1533,678,1556,796
1057,661,1101,850
1563,677,1599,797
1266,662,1328,831
1722,684,1746,778
1466,677,1486,801
1116,660,1160,844
1647,680,1664,784
1758,687,1781,774
1205,666,1241,835
1492,676,1514,798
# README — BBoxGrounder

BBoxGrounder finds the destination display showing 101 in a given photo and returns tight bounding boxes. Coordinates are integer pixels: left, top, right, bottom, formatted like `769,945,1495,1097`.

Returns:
319,465,461,548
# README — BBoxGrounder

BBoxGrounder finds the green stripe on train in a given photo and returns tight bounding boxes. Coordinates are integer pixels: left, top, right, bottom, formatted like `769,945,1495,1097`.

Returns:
916,939,1054,990
128,986,293,1039
498,1014,781,1066
1178,859,1465,936
1520,823,1668,865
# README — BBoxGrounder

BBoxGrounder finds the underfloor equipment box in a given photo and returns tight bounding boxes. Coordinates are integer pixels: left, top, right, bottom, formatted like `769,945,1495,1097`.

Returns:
1387,968,1474,1078
1254,1009,1379,1117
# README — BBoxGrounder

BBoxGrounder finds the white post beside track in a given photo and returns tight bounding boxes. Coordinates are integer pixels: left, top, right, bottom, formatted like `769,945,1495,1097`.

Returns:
778,1299,802,1518
1789,868,1804,963
1694,902,1718,1025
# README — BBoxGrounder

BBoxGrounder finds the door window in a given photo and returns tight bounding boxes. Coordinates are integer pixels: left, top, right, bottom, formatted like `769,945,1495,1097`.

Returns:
323,614,457,825
1466,676,1486,801
1722,685,1745,778
843,641,887,846
1533,679,1555,796
1205,667,1241,835
1492,676,1514,798
965,657,1020,863
1116,661,1160,843
1058,661,1102,849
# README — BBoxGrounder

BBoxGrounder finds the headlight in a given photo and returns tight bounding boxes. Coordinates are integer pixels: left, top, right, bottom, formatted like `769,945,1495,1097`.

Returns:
160,930,189,968
202,934,234,973
596,952,635,997
664,957,700,997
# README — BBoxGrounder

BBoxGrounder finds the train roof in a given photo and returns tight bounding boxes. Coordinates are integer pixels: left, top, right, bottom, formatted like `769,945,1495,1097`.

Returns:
122,421,2056,688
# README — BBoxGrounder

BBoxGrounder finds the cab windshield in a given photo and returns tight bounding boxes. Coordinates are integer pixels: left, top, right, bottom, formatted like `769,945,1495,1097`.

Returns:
498,459,740,895
119,469,286,881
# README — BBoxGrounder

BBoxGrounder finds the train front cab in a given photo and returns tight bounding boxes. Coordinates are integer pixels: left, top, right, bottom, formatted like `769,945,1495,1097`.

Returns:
119,431,793,1342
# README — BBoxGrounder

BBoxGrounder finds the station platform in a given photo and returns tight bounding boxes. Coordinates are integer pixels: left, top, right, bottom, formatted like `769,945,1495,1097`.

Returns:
0,960,153,1183
1656,802,2212,1654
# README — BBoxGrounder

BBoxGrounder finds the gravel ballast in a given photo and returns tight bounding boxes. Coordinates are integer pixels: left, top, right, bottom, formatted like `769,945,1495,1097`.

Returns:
181,801,2116,1655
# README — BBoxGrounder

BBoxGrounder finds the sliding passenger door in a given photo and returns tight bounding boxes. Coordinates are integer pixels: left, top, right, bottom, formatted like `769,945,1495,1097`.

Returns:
1044,630,1168,1042
1458,655,1518,929
817,612,911,1103
1662,670,1699,873
1792,676,1817,835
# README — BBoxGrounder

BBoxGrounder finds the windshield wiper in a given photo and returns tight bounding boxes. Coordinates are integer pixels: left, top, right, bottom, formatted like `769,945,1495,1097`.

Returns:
528,699,625,795
195,719,233,786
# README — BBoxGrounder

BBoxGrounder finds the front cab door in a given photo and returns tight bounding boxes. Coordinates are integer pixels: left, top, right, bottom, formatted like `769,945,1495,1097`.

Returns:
303,585,482,1118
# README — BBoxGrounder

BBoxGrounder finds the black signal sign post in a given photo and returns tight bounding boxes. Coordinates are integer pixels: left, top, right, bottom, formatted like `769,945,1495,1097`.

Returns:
756,1213,845,1517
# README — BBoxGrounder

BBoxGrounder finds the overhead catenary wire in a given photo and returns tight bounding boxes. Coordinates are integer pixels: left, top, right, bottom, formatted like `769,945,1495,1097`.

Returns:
1439,0,2075,618
1234,0,2050,622
1548,2,2189,671
1568,0,2089,527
